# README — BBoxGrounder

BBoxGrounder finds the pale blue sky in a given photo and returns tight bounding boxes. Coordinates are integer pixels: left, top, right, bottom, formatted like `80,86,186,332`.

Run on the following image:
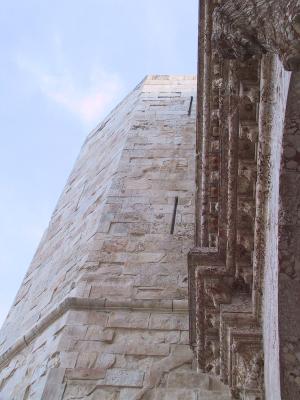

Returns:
0,0,198,326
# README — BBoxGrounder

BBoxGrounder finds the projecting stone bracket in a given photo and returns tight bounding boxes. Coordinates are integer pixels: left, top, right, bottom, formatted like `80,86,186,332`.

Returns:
188,249,264,399
212,0,300,71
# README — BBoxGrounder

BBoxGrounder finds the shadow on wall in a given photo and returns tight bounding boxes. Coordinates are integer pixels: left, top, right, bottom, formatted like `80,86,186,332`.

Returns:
279,71,300,400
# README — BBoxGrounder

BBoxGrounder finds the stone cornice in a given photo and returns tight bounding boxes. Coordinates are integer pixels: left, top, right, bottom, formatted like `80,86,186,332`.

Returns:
212,0,300,71
0,297,188,370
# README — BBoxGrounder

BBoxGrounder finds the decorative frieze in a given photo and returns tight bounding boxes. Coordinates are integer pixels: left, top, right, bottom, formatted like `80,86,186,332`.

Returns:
189,0,265,398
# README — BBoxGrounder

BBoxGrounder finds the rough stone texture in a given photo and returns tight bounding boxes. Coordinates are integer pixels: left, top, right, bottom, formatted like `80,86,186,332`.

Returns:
212,0,300,71
2,0,298,398
190,2,265,398
190,0,300,399
0,76,230,399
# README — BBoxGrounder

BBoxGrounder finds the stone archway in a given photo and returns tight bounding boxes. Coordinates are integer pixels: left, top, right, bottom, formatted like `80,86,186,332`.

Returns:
279,71,300,399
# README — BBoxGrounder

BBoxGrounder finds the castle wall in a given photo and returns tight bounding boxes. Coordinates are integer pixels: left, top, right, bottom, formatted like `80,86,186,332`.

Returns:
0,80,141,354
0,76,230,400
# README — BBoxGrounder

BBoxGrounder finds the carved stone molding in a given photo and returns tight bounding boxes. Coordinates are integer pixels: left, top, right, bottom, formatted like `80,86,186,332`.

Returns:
212,0,300,71
0,297,188,371
189,1,267,398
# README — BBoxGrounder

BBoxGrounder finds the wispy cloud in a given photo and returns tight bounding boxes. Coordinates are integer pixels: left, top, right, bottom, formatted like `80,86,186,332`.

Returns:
16,51,123,127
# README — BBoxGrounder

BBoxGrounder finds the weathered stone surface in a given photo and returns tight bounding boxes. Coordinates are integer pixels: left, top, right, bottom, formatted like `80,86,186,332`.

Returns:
107,311,150,330
65,367,106,380
190,0,300,399
167,370,210,389
0,76,227,400
105,368,144,388
149,314,188,331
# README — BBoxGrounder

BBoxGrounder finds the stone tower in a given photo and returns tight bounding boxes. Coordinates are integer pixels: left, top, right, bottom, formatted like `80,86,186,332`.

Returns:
0,76,230,399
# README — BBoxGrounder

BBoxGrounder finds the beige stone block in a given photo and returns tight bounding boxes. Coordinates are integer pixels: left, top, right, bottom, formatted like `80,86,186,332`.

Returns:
100,329,115,343
167,370,210,389
149,314,188,331
65,367,106,380
41,383,66,400
119,388,140,400
59,351,78,368
41,368,66,399
128,222,151,235
85,326,114,342
64,325,88,338
102,238,129,252
180,331,190,345
117,341,170,357
173,299,188,311
127,252,165,263
122,262,170,276
153,388,196,400
71,340,104,353
63,382,97,399
107,311,150,329
65,310,108,326
76,351,98,368
96,353,116,369
89,278,133,298
109,222,129,235
134,273,178,288
104,368,144,387
89,388,119,400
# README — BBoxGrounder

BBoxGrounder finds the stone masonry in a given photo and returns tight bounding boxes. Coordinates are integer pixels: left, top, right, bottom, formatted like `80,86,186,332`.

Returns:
189,1,300,399
0,76,230,399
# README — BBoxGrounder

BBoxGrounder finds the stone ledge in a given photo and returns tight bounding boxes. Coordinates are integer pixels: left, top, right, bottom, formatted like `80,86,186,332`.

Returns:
0,296,188,370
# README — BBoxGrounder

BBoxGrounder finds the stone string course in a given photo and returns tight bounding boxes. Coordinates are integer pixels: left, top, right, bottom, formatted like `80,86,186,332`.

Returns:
0,76,230,399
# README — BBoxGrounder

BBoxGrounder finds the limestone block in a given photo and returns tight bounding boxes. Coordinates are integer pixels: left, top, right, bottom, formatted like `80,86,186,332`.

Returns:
41,368,66,399
90,278,133,298
85,325,115,343
120,342,170,357
119,388,140,400
70,340,104,353
66,310,108,326
41,383,66,400
102,238,129,252
107,311,150,329
76,352,98,368
195,391,232,400
105,368,144,388
180,331,190,345
65,367,106,380
88,389,119,400
152,388,197,400
167,370,210,389
96,353,116,369
127,252,165,263
63,382,98,399
133,273,178,288
149,314,189,331
173,299,188,311
64,325,88,339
